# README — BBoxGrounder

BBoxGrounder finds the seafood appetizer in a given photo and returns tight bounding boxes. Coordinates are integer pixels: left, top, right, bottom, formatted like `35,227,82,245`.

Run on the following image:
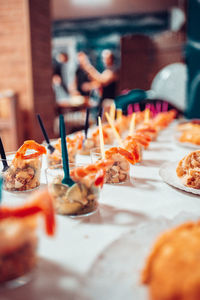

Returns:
153,109,177,130
177,120,200,132
79,138,96,155
179,128,200,146
104,148,131,184
47,133,83,166
136,125,158,141
78,133,96,156
135,109,176,140
0,189,55,284
2,141,46,191
176,121,200,146
92,124,115,146
176,150,200,189
128,132,151,150
91,144,139,184
142,221,200,300
47,159,113,216
92,113,145,184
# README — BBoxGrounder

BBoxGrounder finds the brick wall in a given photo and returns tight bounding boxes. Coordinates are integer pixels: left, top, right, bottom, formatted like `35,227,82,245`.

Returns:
0,0,55,150
0,0,30,147
29,0,55,142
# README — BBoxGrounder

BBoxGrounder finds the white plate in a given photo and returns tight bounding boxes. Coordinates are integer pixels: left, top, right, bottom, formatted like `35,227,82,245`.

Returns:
175,120,200,149
159,161,200,195
81,213,200,300
174,133,200,150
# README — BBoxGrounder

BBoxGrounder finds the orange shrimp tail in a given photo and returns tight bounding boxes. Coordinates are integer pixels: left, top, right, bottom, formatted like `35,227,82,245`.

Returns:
95,159,114,169
34,189,55,236
118,147,136,164
15,140,46,160
134,132,152,142
153,110,177,128
74,132,84,150
123,138,141,163
94,169,105,188
92,127,110,143
131,135,150,149
0,189,55,236
0,206,41,219
137,127,157,134
105,147,136,165
70,159,114,186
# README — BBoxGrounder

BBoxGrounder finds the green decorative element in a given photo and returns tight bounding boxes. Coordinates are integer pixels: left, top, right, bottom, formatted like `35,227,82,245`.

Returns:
187,0,200,42
115,89,148,111
185,0,200,118
185,44,200,118
59,115,75,187
0,177,3,203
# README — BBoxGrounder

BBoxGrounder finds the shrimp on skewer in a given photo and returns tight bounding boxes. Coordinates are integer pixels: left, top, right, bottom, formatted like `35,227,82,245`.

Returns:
77,131,97,156
99,147,135,184
99,112,144,182
123,136,143,161
136,108,158,140
92,124,115,146
70,159,114,188
3,140,46,192
135,109,176,140
152,109,177,130
47,132,83,166
48,159,113,216
136,125,158,141
14,140,46,161
131,133,151,149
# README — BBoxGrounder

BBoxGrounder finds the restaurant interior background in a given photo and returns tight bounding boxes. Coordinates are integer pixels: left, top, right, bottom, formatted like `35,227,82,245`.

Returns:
0,0,187,151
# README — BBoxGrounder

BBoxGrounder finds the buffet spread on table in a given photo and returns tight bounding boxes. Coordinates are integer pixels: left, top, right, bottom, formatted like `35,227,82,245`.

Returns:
1,106,200,300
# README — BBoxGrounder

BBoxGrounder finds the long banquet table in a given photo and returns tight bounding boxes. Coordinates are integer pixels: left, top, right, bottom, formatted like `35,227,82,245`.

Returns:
1,122,200,300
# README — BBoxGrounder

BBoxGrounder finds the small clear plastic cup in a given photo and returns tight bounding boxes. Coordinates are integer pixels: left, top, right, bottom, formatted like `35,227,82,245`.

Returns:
0,152,42,192
44,139,76,167
78,138,96,156
0,216,38,288
90,146,130,184
46,164,99,217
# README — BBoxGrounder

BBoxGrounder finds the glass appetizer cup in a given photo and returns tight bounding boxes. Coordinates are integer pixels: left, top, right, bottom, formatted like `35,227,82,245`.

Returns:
45,139,76,168
46,164,99,217
0,217,38,287
0,151,42,192
0,189,55,288
90,146,130,184
78,138,96,156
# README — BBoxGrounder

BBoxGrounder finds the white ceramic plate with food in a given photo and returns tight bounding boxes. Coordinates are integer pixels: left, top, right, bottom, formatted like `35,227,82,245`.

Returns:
81,213,200,300
175,119,200,149
159,161,200,195
174,132,200,150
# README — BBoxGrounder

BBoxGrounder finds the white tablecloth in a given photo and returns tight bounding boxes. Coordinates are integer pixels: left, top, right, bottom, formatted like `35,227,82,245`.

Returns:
1,122,200,300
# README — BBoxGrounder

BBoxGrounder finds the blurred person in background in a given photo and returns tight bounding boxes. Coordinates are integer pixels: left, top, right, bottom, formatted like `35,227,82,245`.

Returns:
52,52,69,101
70,52,92,97
77,50,118,103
